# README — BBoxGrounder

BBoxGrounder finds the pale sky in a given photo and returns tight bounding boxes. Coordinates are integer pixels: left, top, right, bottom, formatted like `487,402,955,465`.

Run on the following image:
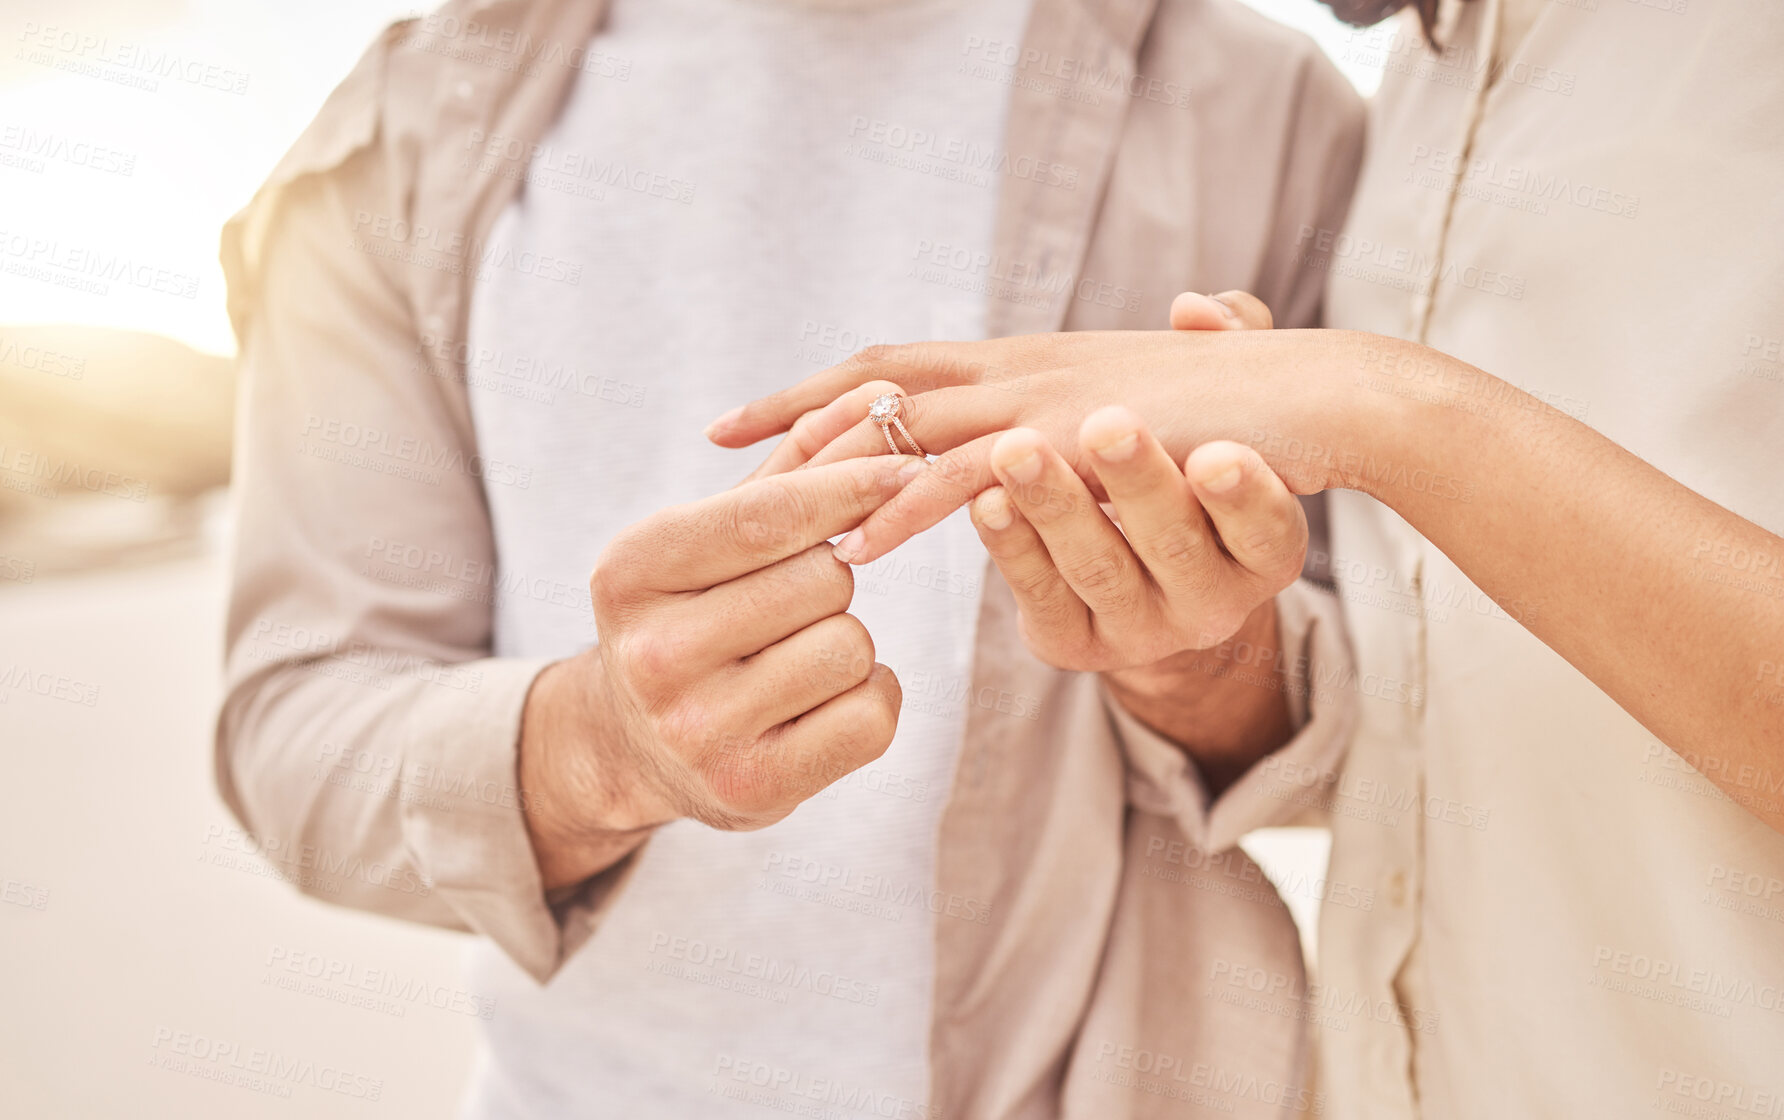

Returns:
0,0,1382,357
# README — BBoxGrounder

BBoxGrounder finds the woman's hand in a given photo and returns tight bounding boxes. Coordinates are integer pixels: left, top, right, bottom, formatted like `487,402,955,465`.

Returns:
705,292,1363,566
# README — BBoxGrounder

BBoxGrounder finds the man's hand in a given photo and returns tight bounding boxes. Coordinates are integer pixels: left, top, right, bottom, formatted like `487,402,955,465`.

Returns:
519,456,924,890
967,410,1306,670
968,409,1306,792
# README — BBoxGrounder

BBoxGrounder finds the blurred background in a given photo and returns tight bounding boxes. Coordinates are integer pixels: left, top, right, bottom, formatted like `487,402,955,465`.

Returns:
0,1,1379,1116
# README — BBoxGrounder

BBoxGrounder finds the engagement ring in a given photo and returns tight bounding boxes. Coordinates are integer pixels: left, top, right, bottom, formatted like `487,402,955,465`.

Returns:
868,393,924,457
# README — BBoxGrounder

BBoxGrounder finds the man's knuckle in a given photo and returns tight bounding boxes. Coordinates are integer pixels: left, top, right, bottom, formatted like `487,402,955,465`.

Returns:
741,486,814,550
1238,523,1291,560
588,561,628,615
1003,563,1059,606
655,695,717,753
705,752,781,818
814,616,874,677
1162,545,1223,599
1263,545,1307,586
840,705,897,763
1200,606,1250,647
1146,523,1208,570
1070,553,1133,600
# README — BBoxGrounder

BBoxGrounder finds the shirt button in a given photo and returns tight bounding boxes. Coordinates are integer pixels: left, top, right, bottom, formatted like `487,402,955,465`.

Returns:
1388,869,1407,907
454,79,475,101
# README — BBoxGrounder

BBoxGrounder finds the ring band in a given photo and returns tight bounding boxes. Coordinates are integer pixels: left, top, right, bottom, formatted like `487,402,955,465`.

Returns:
868,393,924,457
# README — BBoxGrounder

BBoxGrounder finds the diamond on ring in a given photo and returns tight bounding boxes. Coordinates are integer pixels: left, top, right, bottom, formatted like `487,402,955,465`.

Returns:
868,393,924,457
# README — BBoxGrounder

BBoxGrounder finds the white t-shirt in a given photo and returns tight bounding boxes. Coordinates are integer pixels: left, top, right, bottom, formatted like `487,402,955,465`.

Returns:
460,0,1032,1114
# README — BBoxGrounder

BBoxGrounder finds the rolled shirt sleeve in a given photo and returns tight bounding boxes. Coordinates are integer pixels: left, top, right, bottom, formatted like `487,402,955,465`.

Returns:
214,30,634,983
1110,579,1358,854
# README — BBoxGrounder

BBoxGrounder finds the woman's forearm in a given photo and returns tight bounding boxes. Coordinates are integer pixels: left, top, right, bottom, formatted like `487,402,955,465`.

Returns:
1317,335,1784,829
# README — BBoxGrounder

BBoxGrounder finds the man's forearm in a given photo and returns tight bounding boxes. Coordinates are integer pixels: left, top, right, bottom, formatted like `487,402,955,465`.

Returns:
1102,599,1295,796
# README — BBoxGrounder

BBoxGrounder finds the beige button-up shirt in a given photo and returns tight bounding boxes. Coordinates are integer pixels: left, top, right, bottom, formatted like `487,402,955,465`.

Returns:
1315,0,1784,1116
215,1,1366,1116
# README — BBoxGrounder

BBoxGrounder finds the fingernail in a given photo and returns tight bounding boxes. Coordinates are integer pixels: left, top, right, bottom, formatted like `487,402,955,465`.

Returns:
996,449,1042,485
1196,459,1243,494
703,406,743,439
896,459,927,484
1090,430,1139,463
1207,293,1242,326
833,530,866,563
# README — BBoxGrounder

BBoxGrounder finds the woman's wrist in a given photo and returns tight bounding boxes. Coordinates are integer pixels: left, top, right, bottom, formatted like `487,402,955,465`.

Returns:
1258,330,1473,503
1338,336,1525,518
1198,328,1400,497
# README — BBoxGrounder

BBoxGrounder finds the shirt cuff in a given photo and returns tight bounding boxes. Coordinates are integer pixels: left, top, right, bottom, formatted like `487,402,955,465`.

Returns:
394,655,642,983
1107,579,1358,854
